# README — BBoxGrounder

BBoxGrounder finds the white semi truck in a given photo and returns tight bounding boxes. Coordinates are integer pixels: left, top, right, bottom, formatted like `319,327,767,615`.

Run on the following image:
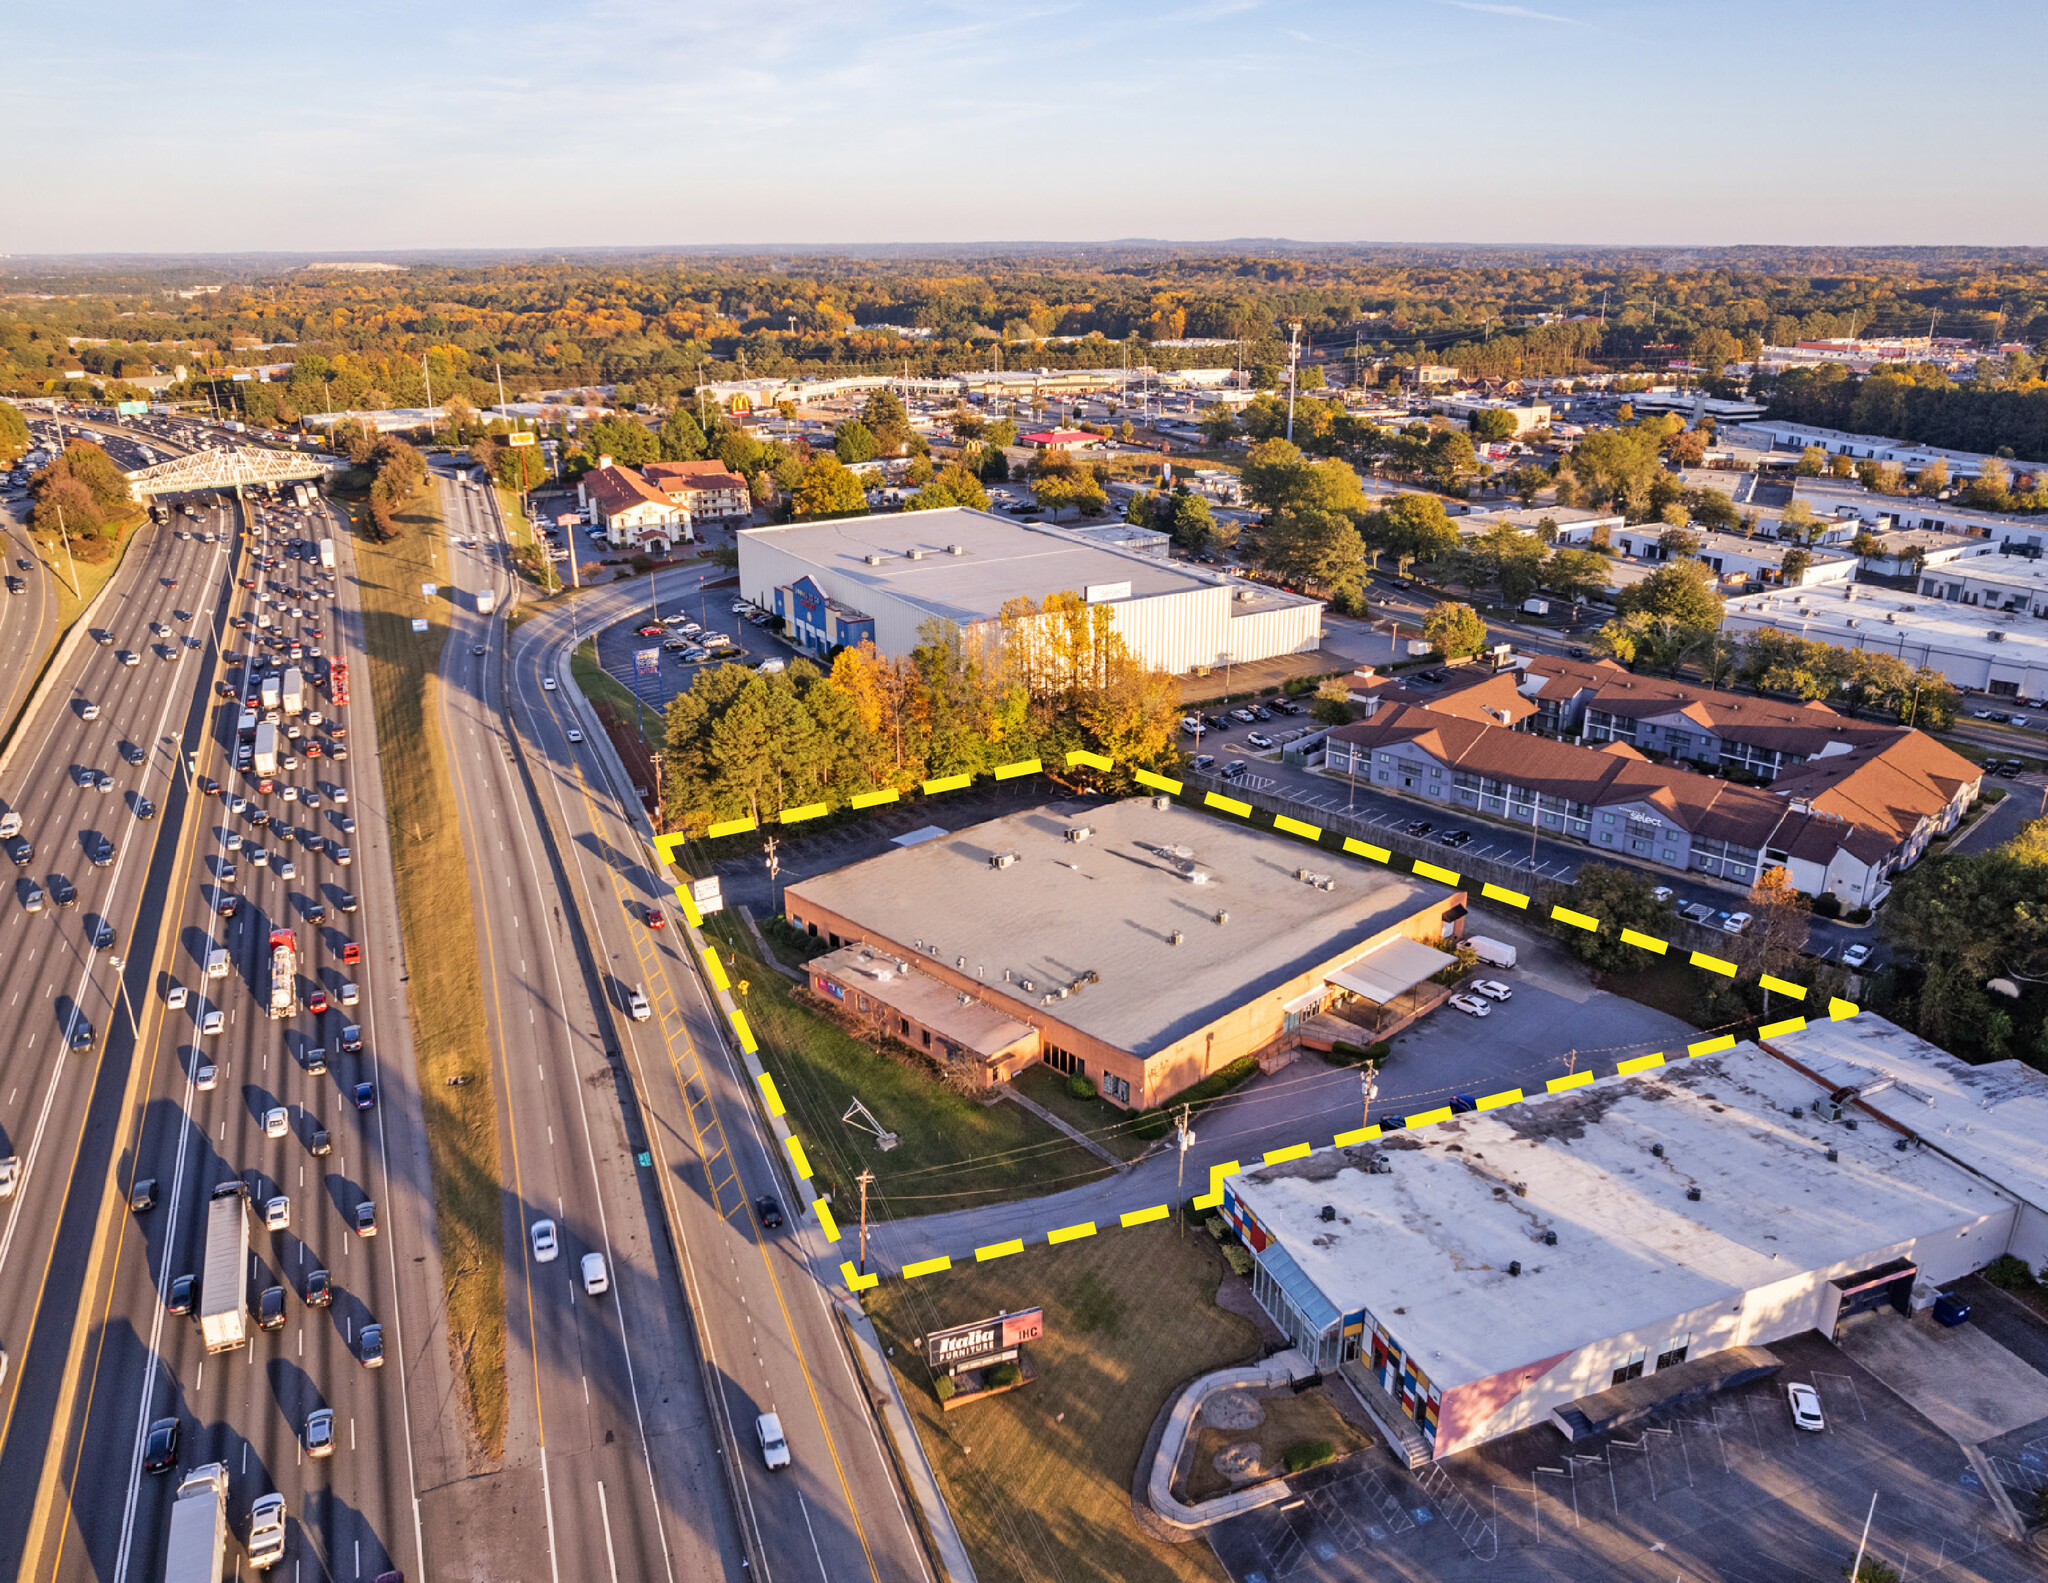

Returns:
198,1188,249,1354
163,1462,229,1583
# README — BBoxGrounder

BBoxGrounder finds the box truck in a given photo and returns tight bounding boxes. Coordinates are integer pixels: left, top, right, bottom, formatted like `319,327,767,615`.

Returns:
252,722,277,776
198,1189,249,1353
319,537,335,570
163,1462,229,1583
475,588,496,615
280,668,304,716
259,675,281,712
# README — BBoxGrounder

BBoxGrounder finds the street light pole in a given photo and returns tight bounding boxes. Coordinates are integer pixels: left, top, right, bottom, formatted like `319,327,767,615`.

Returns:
1285,322,1303,443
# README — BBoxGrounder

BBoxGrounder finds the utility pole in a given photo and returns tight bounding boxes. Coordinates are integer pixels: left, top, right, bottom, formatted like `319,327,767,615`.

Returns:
763,833,783,916
856,1168,875,1274
422,353,435,440
495,360,509,423
1285,321,1303,443
1175,1103,1195,1233
1360,1064,1379,1135
53,500,79,596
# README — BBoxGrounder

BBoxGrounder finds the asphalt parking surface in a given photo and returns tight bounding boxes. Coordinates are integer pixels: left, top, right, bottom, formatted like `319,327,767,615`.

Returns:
1372,911,1699,1110
1210,1330,2038,1582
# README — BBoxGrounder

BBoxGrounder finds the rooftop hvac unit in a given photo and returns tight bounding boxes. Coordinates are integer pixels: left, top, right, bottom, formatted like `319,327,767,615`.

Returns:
865,553,886,565
1020,979,1036,993
1235,588,1254,601
1886,613,1898,623
1065,825,1094,843
905,547,927,560
1215,909,1229,925
1845,618,1858,629
1169,931,1183,946
1990,630,2007,641
1153,795,1171,811
990,850,1019,869
1189,870,1210,885
946,544,965,555
1055,985,1069,998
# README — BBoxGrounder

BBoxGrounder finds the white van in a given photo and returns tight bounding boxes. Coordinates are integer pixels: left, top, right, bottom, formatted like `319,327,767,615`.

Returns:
206,948,231,979
756,658,785,675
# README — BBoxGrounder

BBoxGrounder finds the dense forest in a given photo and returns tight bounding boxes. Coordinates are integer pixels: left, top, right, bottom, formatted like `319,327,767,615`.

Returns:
4,248,2048,447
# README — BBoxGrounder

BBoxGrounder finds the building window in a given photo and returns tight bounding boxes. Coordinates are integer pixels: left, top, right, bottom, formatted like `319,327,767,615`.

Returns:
1611,1348,1647,1386
1103,1072,1132,1104
1377,752,1392,764
921,1028,931,1047
1377,770,1391,782
1602,813,1615,825
857,995,868,1012
898,1017,910,1037
1598,832,1613,845
1631,839,1648,853
1656,1334,1692,1370
1429,766,1441,779
1662,850,1678,864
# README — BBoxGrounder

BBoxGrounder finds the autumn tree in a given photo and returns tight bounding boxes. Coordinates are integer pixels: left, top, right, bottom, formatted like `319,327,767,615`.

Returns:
1423,600,1487,658
791,456,869,520
584,414,657,466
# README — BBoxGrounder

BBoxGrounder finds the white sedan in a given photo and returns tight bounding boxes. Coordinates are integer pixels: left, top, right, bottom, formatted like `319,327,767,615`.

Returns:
567,728,584,744
263,1106,288,1139
1786,1381,1825,1432
542,677,557,692
531,1218,559,1262
1448,993,1491,1018
1841,943,1872,969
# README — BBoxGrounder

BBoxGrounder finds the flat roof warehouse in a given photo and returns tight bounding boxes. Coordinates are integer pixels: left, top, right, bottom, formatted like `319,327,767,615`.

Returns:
1223,1043,2019,1459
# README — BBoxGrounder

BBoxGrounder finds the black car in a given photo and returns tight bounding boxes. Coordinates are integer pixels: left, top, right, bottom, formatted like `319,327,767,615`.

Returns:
305,902,327,923
756,1194,785,1230
4,576,23,596
1999,759,2026,778
216,893,238,918
142,1415,180,1474
92,921,114,949
7,838,29,866
1204,714,1229,731
353,1080,375,1111
1192,754,1216,772
167,1274,196,1314
257,1285,286,1331
1405,820,1434,837
310,1125,331,1156
1222,759,1248,779
1438,829,1475,848
304,1267,332,1307
130,1177,158,1213
51,876,77,907
1251,705,1272,721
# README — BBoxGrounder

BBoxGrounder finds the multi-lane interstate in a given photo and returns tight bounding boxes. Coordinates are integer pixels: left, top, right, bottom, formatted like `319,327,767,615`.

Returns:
28,486,433,1583
0,417,948,1583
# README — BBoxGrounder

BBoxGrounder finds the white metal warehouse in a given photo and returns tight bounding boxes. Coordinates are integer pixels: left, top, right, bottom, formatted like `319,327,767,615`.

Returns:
737,506,1323,674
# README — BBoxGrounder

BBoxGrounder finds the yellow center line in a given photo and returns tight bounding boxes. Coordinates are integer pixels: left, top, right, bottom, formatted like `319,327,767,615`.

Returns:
551,702,882,1582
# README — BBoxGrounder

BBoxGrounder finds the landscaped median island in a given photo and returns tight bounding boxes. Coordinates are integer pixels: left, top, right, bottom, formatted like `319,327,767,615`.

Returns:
868,1223,1264,1583
345,477,509,1458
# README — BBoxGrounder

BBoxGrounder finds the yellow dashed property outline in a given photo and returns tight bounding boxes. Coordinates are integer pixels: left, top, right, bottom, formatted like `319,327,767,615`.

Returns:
642,758,1869,1294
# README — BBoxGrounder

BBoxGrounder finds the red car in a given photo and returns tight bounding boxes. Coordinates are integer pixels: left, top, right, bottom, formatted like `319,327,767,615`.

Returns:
306,741,324,757
342,941,361,965
637,624,664,637
307,989,328,1014
645,906,665,930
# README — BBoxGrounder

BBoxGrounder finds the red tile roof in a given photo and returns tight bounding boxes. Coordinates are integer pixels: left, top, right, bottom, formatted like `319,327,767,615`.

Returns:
645,459,748,495
583,463,671,516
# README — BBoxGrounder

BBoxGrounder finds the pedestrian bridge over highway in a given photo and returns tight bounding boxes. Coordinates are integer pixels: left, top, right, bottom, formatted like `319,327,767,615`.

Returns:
123,444,344,499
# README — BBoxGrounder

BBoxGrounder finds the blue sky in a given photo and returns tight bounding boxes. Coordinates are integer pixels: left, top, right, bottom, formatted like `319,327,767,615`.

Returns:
9,0,2045,252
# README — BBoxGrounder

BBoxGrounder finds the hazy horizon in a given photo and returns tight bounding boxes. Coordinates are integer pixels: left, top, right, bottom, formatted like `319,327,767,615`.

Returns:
10,0,2046,253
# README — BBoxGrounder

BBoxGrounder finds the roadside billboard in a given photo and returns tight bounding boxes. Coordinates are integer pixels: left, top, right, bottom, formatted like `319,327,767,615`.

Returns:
924,1308,1044,1374
691,876,724,917
507,431,535,447
633,648,660,682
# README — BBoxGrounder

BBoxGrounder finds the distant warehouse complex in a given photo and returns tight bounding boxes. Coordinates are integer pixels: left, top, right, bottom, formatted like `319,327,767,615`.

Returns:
785,799,1466,1109
737,506,1323,674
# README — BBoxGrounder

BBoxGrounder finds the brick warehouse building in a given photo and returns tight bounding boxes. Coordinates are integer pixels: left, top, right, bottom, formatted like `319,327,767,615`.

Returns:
783,799,1469,1108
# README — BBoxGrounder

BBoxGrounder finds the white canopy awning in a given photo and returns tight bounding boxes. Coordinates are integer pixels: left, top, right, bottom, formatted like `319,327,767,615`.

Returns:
1326,936,1457,1005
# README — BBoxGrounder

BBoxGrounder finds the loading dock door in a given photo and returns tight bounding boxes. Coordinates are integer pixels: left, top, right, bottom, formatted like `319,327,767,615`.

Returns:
1831,1257,1917,1338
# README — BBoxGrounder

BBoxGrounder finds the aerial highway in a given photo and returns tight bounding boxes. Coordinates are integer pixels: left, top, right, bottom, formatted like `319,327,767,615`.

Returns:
429,463,749,1580
0,488,57,748
485,510,936,1583
27,484,432,1583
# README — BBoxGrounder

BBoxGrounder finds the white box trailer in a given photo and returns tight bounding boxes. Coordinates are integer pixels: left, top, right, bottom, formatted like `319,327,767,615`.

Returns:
475,588,496,615
163,1462,229,1583
318,537,335,570
198,1190,249,1353
280,668,304,716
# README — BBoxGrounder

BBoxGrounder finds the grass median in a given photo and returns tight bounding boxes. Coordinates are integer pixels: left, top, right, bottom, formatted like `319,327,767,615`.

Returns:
345,483,509,1459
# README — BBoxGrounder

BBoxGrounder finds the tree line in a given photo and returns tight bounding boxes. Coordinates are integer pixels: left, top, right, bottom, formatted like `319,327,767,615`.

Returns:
661,608,1181,837
26,438,139,562
1768,364,2048,466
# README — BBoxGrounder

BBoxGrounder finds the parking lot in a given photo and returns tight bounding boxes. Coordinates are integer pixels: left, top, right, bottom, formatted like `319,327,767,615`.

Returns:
1209,1330,2040,1582
590,582,786,714
1370,911,1697,1108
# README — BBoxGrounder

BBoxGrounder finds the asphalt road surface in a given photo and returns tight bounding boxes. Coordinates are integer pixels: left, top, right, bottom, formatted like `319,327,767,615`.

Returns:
35,491,430,1583
507,555,935,1582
